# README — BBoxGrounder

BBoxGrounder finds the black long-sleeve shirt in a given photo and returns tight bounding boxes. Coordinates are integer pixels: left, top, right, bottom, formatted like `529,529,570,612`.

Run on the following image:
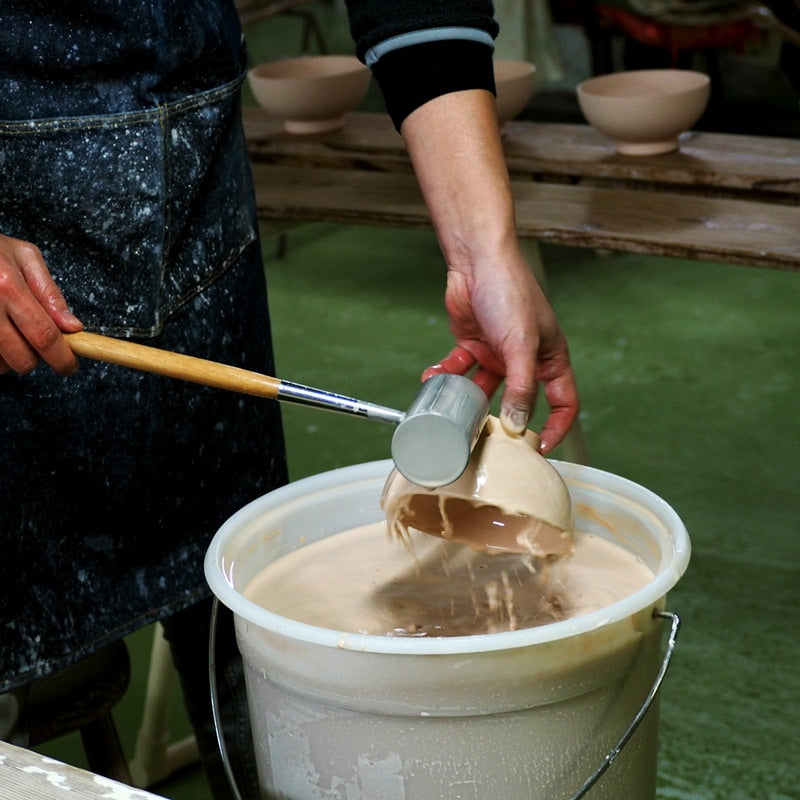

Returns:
345,0,499,128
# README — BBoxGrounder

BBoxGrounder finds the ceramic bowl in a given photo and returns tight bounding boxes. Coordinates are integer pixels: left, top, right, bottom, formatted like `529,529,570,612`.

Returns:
576,69,710,155
494,59,537,125
248,55,371,134
383,416,574,557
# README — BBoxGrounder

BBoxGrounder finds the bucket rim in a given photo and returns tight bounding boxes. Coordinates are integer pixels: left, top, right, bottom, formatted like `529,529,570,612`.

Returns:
205,459,690,655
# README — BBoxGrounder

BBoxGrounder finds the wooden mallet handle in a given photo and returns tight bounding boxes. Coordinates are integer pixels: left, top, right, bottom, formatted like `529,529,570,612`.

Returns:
65,331,282,399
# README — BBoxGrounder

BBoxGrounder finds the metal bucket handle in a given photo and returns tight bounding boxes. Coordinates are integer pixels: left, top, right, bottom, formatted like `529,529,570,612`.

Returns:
570,609,681,799
209,601,681,800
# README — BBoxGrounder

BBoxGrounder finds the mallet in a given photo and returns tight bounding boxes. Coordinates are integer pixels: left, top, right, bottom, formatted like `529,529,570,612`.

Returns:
65,331,488,488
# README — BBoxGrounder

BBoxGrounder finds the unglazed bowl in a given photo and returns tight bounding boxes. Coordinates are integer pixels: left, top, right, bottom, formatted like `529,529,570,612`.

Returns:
248,55,371,134
576,69,710,155
494,59,537,125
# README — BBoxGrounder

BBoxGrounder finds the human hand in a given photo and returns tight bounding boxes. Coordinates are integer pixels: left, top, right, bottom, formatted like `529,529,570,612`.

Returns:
421,249,578,454
0,234,82,376
400,89,578,453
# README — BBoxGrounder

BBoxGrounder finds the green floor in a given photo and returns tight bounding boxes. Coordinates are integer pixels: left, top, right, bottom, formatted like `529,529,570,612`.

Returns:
36,224,800,799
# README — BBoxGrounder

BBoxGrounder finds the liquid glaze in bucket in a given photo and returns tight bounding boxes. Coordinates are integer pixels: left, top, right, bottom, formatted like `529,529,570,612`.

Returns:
205,460,690,800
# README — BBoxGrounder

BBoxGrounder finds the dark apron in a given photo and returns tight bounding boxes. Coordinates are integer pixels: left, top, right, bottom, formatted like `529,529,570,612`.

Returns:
0,1,288,692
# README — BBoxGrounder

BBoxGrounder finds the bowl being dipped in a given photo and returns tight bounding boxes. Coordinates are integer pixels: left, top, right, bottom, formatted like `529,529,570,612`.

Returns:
383,416,574,558
577,69,710,156
248,55,371,134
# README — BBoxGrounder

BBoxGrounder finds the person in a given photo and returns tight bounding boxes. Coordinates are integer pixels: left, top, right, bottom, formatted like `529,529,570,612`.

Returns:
0,1,579,798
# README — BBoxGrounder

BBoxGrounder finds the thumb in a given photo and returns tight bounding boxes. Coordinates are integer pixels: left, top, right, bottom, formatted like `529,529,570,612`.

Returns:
498,370,537,437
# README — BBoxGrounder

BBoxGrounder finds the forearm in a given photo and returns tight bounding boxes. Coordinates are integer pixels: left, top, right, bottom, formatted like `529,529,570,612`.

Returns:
399,90,579,448
342,2,580,446
399,89,521,277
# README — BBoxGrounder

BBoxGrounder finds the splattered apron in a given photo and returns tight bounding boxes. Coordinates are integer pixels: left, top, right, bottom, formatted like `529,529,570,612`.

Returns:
0,1,288,692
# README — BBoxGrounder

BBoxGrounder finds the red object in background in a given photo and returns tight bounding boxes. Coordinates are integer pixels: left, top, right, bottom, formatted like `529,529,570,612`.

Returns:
594,4,764,64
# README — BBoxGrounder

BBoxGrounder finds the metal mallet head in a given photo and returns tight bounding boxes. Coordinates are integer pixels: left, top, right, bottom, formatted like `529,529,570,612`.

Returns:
391,373,490,488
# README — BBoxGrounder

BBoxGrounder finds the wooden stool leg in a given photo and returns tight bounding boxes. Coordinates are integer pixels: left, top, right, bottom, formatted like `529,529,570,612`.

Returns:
25,640,134,785
80,711,134,784
520,239,589,465
129,623,199,788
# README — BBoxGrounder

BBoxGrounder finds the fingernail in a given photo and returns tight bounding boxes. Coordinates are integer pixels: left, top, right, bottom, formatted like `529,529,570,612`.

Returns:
500,407,528,436
62,309,82,328
421,364,445,381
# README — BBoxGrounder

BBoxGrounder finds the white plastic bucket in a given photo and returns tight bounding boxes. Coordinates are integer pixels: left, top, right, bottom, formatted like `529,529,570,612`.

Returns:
205,459,690,800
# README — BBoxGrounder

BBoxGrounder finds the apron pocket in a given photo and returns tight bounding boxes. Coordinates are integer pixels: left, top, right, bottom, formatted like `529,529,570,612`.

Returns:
0,76,255,336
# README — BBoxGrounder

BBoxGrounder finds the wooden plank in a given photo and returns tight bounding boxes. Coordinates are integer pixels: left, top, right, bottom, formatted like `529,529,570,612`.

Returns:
251,163,800,271
0,740,166,800
243,108,800,201
244,108,412,174
512,182,800,270
502,122,800,200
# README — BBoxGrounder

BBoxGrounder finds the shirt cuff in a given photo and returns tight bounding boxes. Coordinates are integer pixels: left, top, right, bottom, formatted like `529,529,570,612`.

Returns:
370,39,496,131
